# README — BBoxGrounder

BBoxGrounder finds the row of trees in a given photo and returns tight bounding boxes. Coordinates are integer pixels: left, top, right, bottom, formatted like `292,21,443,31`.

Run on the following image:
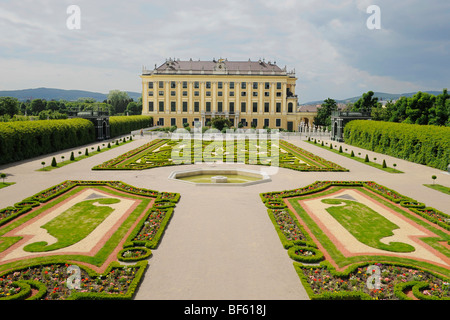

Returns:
0,90,143,122
313,89,449,128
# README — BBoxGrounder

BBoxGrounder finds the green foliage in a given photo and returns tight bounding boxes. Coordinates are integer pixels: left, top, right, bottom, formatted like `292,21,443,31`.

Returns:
382,159,387,168
0,118,95,165
109,115,153,138
344,120,450,170
70,151,75,161
313,98,337,127
51,157,57,167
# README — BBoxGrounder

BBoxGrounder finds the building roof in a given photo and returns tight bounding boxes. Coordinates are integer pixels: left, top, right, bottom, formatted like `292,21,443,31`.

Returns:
142,58,296,77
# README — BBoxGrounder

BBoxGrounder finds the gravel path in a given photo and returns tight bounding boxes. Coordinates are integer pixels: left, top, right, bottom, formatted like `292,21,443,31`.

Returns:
0,135,448,300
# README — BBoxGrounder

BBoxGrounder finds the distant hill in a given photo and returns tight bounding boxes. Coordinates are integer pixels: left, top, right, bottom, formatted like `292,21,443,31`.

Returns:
301,91,443,106
0,88,142,102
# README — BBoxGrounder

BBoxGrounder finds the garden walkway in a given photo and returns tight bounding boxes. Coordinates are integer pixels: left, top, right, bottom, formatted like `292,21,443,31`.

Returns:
0,135,448,300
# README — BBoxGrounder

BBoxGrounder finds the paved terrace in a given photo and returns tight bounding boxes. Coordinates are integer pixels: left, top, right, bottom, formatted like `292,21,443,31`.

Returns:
0,135,448,300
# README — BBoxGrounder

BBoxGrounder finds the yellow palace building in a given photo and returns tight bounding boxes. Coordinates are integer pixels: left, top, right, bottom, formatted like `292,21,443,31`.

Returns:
141,58,307,131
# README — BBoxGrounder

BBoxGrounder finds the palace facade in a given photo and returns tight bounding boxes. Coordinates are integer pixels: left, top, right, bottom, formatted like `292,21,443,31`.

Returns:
141,58,311,131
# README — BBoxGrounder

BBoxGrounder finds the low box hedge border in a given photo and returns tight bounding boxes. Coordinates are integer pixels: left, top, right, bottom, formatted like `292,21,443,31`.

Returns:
261,181,450,300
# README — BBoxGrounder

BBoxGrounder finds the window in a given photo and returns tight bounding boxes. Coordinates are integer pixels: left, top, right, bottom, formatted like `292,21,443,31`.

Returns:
194,81,199,89
194,91,199,96
241,102,246,112
159,101,164,112
183,91,188,96
159,81,164,88
182,101,188,112
253,91,258,97
218,91,223,97
241,118,247,127
229,102,235,113
218,102,223,112
276,92,282,97
218,82,223,89
229,91,235,97
148,101,154,112
171,101,176,112
194,101,199,112
229,82,235,89
171,118,176,126
264,91,270,97
158,118,164,126
265,82,270,89
148,82,154,89
206,82,211,89
288,102,293,113
276,119,281,127
253,82,258,90
241,91,247,97
276,102,281,113
264,119,270,128
182,118,188,125
183,81,188,89
264,102,270,113
171,91,176,96
171,81,176,89
252,102,258,113
251,119,258,128
276,82,282,90
148,91,153,96
159,91,164,96
206,91,211,97
241,82,246,89
206,102,211,112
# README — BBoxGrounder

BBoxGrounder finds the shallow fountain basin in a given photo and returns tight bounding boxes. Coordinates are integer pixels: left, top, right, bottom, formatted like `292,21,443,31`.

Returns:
169,168,271,186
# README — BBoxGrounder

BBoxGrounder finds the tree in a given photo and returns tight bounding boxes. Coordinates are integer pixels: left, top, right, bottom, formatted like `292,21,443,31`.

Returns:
70,152,75,161
125,101,142,115
107,90,131,115
404,91,435,125
431,175,437,185
0,173,6,183
0,97,20,117
51,157,57,167
30,99,47,115
352,91,379,113
314,98,337,127
211,116,233,131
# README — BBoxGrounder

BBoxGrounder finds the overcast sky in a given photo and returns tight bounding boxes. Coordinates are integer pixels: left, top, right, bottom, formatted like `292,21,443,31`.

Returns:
0,0,448,103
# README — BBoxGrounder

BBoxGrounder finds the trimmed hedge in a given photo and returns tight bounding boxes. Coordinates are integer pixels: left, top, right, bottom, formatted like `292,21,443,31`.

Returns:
109,115,153,138
0,118,95,165
343,120,450,170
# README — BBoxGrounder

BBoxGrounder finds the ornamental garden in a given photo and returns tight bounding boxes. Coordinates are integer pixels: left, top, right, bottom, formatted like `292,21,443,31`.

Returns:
0,130,448,300
260,181,449,300
0,180,179,300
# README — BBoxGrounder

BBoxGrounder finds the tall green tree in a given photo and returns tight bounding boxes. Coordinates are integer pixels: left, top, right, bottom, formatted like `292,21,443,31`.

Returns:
107,90,131,115
30,99,47,115
314,98,337,127
404,91,435,125
0,97,19,117
352,91,379,113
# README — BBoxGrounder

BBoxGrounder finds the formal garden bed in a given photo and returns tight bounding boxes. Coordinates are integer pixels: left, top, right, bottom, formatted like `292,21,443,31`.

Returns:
260,181,450,300
0,180,179,300
92,138,348,172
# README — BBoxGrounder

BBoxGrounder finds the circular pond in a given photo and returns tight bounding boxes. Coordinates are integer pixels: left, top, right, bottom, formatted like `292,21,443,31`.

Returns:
169,168,271,186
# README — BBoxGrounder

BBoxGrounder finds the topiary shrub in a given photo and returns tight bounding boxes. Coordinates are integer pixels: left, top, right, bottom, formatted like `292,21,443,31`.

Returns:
51,157,57,167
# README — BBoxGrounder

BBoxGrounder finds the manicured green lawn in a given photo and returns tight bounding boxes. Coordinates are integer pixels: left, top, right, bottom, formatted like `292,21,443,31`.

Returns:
321,198,415,252
424,184,450,195
24,198,121,252
0,182,15,190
